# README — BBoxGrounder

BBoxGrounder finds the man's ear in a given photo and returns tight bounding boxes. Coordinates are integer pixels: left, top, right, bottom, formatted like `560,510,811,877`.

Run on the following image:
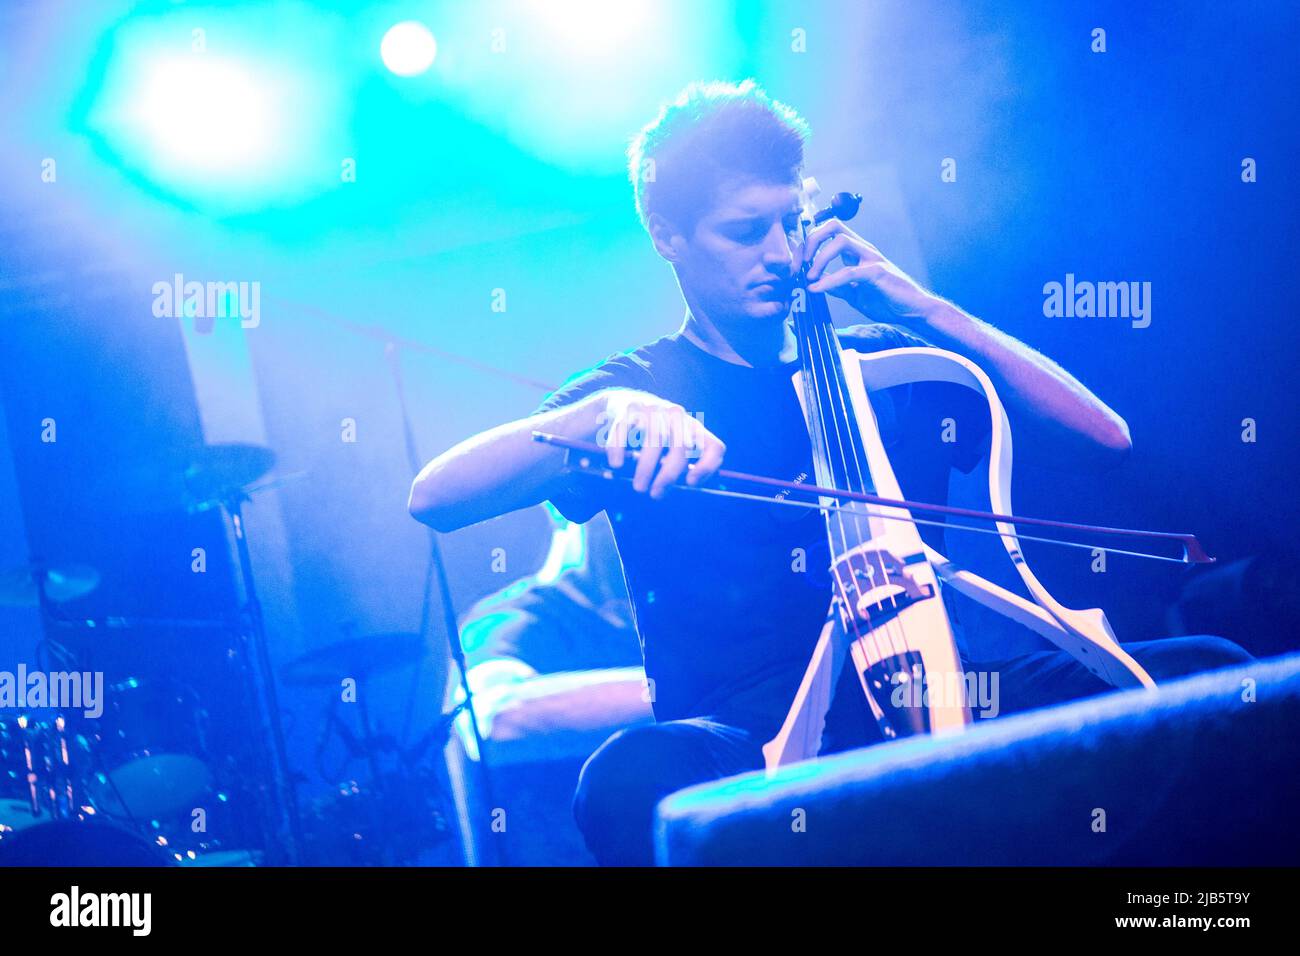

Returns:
647,212,687,263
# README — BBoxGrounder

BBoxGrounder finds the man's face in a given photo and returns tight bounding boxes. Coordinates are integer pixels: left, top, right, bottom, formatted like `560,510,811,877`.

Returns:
670,177,805,326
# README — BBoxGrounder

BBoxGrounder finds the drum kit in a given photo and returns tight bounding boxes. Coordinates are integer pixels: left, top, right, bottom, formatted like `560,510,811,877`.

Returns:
0,443,454,866
0,691,213,866
0,661,216,864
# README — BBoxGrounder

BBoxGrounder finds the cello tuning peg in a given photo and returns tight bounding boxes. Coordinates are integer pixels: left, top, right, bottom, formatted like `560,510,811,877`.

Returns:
830,192,863,222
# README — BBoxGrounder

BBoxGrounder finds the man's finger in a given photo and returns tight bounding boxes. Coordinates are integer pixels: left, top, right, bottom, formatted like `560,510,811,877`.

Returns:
631,410,665,492
649,408,691,497
800,219,843,268
686,435,726,485
806,233,852,281
808,261,883,294
605,414,630,469
651,440,688,498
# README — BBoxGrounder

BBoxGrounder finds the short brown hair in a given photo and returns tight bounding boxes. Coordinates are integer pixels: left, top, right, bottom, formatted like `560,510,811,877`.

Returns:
627,79,811,232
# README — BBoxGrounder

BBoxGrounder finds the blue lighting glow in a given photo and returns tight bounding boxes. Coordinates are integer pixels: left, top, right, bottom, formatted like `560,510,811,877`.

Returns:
72,3,350,214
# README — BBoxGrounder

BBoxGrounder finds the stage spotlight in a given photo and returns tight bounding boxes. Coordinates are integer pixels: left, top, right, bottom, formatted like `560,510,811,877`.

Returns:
76,6,345,212
131,56,273,173
381,21,437,77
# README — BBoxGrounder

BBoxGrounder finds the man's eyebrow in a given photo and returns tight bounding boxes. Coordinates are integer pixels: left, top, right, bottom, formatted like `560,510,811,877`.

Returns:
717,210,799,225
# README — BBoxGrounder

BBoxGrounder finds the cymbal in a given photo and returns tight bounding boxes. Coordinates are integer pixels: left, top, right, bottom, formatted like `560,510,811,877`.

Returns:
281,633,427,687
185,443,276,508
85,444,279,513
0,563,100,607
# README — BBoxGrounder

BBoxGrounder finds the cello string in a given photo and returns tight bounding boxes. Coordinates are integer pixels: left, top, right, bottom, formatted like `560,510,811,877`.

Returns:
808,315,912,680
800,300,905,686
790,299,883,671
795,206,903,687
794,301,885,665
793,274,893,672
813,322,902,603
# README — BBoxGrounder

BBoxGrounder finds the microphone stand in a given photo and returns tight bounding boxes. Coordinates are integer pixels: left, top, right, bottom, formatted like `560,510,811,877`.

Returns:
223,486,305,865
384,340,502,866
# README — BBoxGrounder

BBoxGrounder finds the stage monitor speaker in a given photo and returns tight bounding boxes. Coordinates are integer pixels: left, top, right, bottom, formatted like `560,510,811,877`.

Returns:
656,653,1300,865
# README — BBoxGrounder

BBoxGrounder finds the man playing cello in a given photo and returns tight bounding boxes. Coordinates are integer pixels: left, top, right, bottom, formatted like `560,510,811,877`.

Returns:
409,80,1248,865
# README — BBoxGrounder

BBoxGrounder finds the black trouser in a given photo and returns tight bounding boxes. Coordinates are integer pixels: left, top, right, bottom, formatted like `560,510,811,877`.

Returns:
571,636,1252,866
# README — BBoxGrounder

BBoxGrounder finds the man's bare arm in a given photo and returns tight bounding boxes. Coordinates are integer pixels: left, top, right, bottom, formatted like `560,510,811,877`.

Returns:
408,397,604,532
913,297,1132,470
408,387,729,532
803,222,1133,472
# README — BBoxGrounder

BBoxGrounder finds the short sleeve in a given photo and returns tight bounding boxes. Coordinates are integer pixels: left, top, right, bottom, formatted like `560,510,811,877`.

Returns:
530,353,653,523
838,321,929,353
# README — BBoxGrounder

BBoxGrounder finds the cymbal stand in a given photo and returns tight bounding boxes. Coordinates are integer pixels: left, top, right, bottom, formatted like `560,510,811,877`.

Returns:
222,487,305,865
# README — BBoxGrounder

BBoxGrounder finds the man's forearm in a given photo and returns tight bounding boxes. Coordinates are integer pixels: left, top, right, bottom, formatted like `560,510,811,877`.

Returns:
912,297,1133,471
408,396,603,532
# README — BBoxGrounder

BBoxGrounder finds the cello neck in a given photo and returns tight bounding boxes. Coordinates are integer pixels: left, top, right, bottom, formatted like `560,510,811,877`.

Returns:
791,276,876,501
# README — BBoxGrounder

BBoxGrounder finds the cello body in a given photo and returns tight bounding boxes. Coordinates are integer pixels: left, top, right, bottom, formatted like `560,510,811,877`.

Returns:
763,344,1156,773
762,182,1153,773
762,346,971,771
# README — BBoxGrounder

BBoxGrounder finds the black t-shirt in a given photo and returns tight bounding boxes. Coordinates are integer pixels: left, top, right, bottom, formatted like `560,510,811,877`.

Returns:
532,322,991,743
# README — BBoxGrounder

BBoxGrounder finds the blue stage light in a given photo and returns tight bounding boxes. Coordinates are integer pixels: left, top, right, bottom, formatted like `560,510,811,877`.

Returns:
381,21,437,77
74,5,350,213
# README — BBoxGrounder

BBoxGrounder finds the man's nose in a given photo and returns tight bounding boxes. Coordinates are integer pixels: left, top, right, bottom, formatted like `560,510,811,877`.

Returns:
762,223,797,274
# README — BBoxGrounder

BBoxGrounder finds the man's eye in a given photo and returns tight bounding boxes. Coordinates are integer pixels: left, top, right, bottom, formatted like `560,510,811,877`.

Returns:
727,220,798,243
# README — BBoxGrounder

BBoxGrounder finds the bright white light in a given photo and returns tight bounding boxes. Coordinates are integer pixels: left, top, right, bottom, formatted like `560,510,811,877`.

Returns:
381,21,437,77
531,0,651,55
131,57,273,173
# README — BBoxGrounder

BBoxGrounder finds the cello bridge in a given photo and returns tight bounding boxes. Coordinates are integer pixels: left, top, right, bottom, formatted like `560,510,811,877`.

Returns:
831,543,934,630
